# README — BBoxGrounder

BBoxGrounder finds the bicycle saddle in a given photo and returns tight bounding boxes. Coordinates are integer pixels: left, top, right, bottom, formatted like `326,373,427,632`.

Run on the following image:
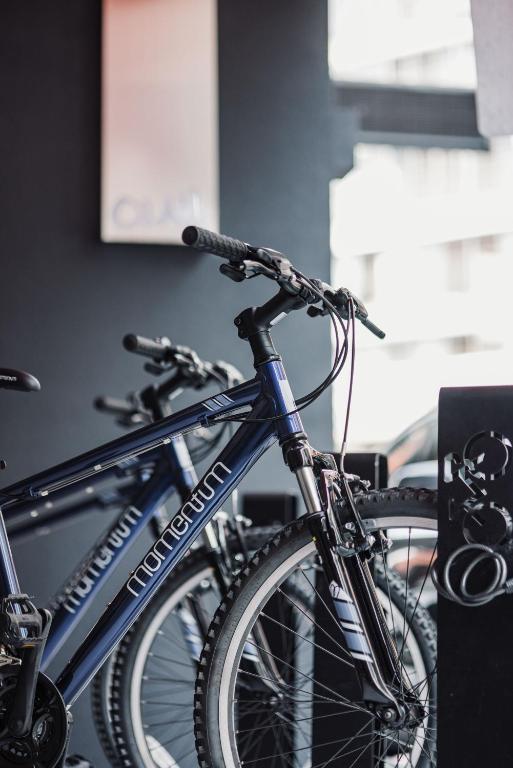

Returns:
0,367,41,392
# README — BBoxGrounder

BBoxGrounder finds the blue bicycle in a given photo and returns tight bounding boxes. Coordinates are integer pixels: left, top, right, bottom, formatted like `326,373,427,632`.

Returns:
1,339,279,768
89,337,282,768
0,227,437,768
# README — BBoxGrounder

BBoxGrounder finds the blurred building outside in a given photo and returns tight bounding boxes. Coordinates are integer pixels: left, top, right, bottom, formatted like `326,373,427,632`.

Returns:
329,0,513,454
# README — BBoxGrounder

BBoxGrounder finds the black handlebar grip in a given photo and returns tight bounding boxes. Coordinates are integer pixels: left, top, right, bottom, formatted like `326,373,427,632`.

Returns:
359,316,386,339
182,226,249,261
123,334,171,361
94,396,135,415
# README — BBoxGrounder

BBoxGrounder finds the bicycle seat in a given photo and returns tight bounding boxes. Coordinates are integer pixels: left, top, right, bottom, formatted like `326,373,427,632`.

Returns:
0,368,41,392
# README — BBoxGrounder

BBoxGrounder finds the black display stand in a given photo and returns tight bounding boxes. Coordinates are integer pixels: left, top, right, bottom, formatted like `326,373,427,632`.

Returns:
242,492,298,527
334,452,389,490
438,386,513,766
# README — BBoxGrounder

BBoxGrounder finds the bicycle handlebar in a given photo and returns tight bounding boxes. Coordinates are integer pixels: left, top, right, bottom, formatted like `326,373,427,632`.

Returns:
181,226,386,339
94,395,138,416
182,225,251,261
359,316,385,340
96,334,244,427
123,334,172,362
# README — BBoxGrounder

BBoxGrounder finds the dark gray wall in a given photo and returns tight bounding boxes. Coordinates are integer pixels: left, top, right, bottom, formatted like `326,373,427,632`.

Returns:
0,1,334,763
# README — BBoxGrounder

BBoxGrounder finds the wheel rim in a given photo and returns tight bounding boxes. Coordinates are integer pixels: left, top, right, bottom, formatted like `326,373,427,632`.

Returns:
218,517,437,768
130,566,216,768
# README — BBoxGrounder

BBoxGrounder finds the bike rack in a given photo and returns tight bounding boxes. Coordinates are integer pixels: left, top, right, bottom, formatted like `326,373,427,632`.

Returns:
241,492,298,526
336,452,389,491
438,385,513,767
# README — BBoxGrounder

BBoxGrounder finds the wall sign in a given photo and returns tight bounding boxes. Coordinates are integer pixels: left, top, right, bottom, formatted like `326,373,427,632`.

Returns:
102,0,219,244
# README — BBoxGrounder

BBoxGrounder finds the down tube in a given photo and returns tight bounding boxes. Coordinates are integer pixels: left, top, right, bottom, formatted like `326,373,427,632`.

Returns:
41,466,176,668
56,413,277,705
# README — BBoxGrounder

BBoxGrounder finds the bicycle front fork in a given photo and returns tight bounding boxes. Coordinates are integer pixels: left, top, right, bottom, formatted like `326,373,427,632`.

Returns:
292,454,419,726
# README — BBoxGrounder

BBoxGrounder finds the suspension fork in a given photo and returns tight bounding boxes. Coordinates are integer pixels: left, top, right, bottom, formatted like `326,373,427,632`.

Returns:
291,453,406,719
309,513,402,706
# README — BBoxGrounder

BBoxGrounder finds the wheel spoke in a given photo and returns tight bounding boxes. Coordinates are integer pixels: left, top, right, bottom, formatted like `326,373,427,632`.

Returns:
197,509,438,768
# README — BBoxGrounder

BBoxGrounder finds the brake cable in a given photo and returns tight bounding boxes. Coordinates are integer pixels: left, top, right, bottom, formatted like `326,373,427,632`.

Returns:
339,298,356,472
210,270,352,426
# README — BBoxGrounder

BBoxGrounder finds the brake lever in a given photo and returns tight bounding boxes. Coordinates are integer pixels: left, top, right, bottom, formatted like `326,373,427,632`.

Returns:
144,360,175,376
219,262,246,282
333,288,371,323
116,412,150,429
307,288,386,339
256,248,293,279
220,260,279,283
337,289,387,339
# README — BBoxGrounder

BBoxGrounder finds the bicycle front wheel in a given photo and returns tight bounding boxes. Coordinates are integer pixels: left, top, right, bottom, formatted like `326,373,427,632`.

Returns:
194,488,438,768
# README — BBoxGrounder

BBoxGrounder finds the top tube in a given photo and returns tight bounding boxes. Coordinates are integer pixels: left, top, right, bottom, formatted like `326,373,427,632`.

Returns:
0,378,261,505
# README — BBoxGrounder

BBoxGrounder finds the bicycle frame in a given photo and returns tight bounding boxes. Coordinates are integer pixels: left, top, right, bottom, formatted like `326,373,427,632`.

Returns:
0,360,304,706
3,470,143,545
0,434,196,668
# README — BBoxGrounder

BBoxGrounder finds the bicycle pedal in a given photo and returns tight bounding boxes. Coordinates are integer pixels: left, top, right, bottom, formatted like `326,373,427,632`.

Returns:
64,755,93,768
